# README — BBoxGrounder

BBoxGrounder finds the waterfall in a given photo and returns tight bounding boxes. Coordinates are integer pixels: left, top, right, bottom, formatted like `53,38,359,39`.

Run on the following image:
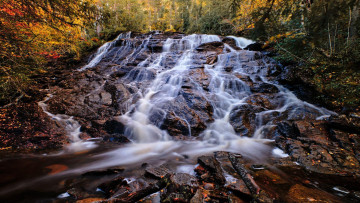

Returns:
41,32,336,169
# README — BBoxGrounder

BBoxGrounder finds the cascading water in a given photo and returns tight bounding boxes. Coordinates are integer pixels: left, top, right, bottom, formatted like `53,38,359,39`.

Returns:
57,32,334,172
227,36,255,49
38,94,97,152
0,32,341,200
33,31,335,173
78,32,132,72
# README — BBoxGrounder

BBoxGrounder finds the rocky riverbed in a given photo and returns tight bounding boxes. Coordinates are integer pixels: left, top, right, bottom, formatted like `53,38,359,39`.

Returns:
1,31,360,202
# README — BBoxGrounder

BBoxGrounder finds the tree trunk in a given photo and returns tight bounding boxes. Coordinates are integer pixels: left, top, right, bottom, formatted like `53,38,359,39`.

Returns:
350,0,360,38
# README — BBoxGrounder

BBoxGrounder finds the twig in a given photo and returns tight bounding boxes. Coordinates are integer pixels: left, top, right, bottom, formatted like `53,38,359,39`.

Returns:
0,93,24,109
334,24,337,54
328,22,332,57
347,7,352,49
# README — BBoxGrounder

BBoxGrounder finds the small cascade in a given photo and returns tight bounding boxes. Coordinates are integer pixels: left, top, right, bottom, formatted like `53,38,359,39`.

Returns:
228,36,255,49
38,95,96,152
78,32,131,71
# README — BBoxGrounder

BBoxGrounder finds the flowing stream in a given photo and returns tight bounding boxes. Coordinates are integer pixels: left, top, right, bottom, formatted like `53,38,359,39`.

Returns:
0,32,337,200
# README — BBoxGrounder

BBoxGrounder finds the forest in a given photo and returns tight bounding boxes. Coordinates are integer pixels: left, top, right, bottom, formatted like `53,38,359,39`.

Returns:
1,0,359,109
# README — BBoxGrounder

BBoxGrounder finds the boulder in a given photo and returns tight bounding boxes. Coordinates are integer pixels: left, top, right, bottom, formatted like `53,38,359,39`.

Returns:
244,42,265,51
196,41,224,53
229,104,265,136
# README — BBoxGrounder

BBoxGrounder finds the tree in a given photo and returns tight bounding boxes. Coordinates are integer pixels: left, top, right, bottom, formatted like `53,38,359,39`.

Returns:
0,0,97,105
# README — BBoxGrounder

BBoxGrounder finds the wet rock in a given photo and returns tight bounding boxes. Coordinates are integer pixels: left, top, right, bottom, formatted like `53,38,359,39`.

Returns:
253,169,289,200
203,189,231,202
110,177,166,202
235,73,254,86
145,164,172,179
103,134,130,143
67,188,102,200
197,155,226,185
328,114,360,134
98,176,126,197
225,176,251,197
114,83,133,107
244,42,265,51
104,119,125,135
224,66,233,72
328,147,360,169
82,167,124,177
160,91,213,137
76,198,106,203
206,55,218,65
45,164,69,175
190,188,205,203
332,186,350,195
255,190,274,203
228,153,261,195
294,120,330,145
161,173,199,202
273,122,300,139
188,68,211,90
196,41,224,53
229,193,247,203
79,132,92,140
279,136,360,174
276,65,327,107
147,39,164,53
245,94,277,110
353,191,360,200
250,83,279,93
161,111,190,136
222,37,242,50
229,104,265,136
91,119,107,127
80,122,100,137
203,183,215,190
126,68,156,82
329,129,353,151
267,65,282,77
286,184,342,203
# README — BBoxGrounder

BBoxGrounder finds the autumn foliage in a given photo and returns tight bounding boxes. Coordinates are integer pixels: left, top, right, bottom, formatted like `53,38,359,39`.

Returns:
0,0,98,105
